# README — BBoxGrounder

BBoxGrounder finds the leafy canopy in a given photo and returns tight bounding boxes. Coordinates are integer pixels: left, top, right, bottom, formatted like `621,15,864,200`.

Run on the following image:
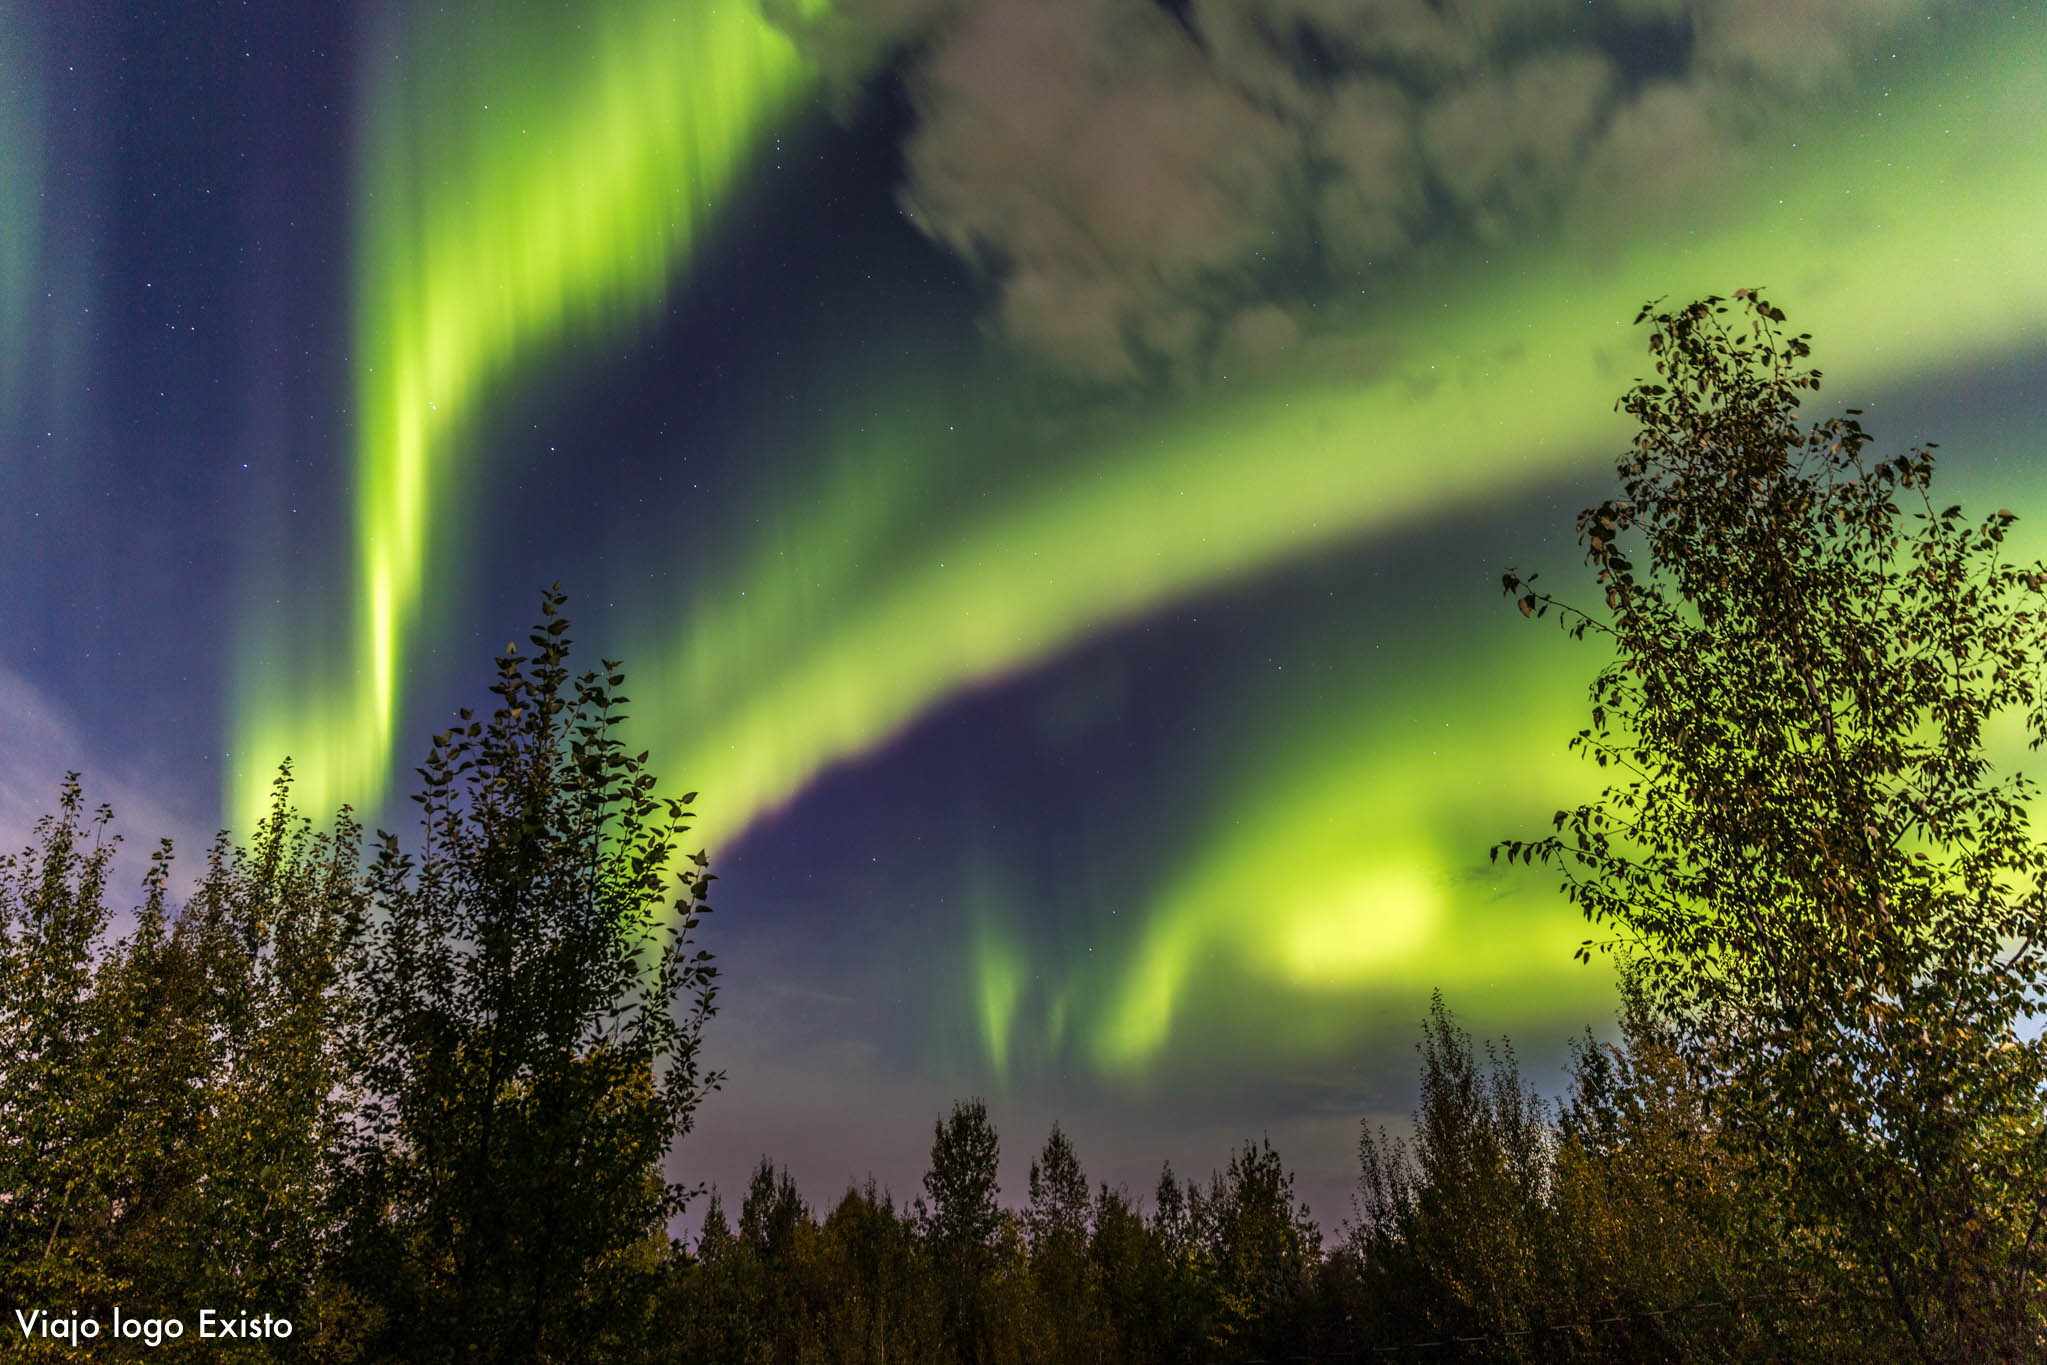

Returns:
1500,290,2047,1357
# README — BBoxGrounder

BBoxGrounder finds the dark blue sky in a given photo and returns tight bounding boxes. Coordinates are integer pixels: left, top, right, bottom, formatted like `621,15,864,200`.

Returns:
3,0,2044,1227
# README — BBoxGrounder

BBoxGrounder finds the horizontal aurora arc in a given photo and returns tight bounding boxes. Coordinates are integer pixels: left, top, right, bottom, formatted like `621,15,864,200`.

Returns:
233,5,2047,1078
628,16,2047,1075
633,10,2047,851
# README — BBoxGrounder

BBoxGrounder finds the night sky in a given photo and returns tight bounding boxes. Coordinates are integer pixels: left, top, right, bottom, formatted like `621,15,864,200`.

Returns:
3,0,2045,1229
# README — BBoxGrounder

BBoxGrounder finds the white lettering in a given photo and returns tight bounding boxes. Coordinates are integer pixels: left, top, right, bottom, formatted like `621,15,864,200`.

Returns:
14,1311,109,1341
114,1307,176,1347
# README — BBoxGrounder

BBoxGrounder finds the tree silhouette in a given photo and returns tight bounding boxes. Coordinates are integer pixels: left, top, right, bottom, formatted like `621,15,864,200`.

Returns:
332,586,720,1363
1502,290,2047,1358
922,1098,1001,1361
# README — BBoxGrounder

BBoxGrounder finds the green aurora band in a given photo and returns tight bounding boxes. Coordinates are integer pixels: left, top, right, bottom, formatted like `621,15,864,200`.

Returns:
230,0,816,826
951,621,1612,1088
234,7,2047,1081
656,28,2047,828
620,14,2047,1076
0,0,42,428
1084,636,1604,1079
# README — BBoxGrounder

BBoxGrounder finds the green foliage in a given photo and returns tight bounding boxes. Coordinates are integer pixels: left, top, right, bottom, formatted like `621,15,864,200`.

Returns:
1190,1138,1323,1358
922,1098,1002,1255
1,589,716,1362
0,783,136,1351
802,1182,946,1362
659,1179,946,1364
1023,1122,1088,1256
1353,992,1551,1351
1346,990,1810,1361
0,773,367,1360
920,1098,1002,1361
1503,291,2047,1358
131,796,366,1356
1023,1123,1096,1362
332,585,720,1361
650,1125,1353,1364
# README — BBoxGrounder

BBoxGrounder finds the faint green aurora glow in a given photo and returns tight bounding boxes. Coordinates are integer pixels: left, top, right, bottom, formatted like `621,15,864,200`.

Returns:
1085,633,1603,1076
937,617,1614,1086
229,0,815,828
969,900,1029,1085
616,18,2047,1075
636,18,2047,863
228,8,2047,1081
0,0,42,427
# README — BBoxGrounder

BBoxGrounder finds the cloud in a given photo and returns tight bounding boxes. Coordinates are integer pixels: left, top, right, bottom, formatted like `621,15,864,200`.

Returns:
1420,48,1614,239
1697,0,1922,93
0,667,214,912
783,0,1955,390
1311,78,1423,269
895,0,1303,387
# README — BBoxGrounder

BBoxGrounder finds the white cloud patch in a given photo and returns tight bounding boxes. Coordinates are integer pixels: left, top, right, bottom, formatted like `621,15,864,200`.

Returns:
897,0,1303,386
781,0,1955,390
1420,48,1614,238
0,666,214,911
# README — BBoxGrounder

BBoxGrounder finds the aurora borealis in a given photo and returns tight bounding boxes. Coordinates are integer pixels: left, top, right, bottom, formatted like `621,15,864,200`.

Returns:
7,0,2047,1217
230,0,816,833
0,1,39,434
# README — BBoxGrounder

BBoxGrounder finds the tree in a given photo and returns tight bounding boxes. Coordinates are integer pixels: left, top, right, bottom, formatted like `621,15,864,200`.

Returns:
922,1098,1002,1361
1025,1122,1098,1361
0,774,368,1360
734,1157,810,1360
1346,988,1818,1361
119,788,366,1354
804,1182,946,1365
0,782,135,1339
1500,290,2047,1358
1087,1183,1181,1364
1024,1122,1090,1255
1150,1162,1191,1259
1352,994,1550,1355
1548,975,1817,1360
1191,1138,1322,1359
1141,1160,1215,1359
656,1176,949,1364
332,586,721,1363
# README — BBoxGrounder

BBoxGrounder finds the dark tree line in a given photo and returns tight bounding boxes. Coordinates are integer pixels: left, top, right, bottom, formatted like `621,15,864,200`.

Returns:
660,1114,1335,1365
1,590,719,1362
649,985,1944,1363
1502,290,2047,1360
8,292,2047,1360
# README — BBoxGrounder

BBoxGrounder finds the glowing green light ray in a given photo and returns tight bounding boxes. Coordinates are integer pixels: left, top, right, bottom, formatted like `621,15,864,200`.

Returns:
977,439,2047,1082
969,911,1028,1086
609,20,2047,1077
0,0,43,430
930,601,1618,1083
230,0,814,829
1085,627,1606,1076
640,14,2047,866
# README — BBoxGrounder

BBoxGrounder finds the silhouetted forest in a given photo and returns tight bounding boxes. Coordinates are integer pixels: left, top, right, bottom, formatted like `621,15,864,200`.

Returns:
7,295,2047,1361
